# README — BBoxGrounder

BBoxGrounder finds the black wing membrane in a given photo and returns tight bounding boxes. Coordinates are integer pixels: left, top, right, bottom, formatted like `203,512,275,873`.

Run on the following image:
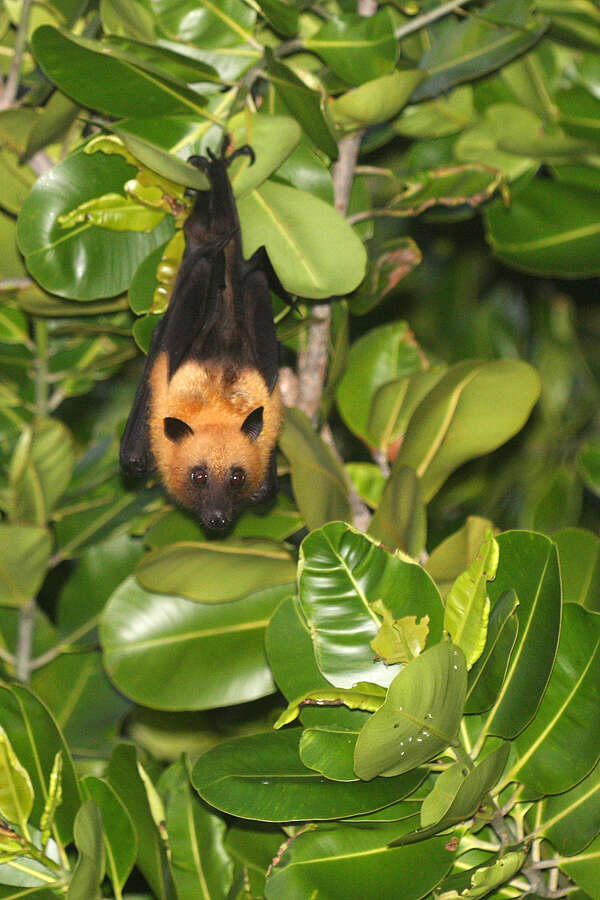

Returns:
120,143,290,478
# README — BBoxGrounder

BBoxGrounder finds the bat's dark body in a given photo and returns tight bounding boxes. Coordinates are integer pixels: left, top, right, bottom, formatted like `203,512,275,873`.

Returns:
120,145,288,530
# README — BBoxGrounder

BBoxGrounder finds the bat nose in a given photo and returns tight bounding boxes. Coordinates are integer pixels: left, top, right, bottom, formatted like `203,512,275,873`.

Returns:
207,510,228,530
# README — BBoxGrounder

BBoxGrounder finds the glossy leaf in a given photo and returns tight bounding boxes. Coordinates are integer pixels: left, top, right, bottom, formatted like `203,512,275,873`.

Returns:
444,536,498,669
0,525,51,607
0,727,34,827
192,729,424,822
0,684,80,845
537,758,600,857
67,801,105,900
336,322,424,446
298,522,443,689
485,178,600,277
305,10,397,87
354,643,467,780
101,576,289,710
437,851,527,900
393,360,540,501
279,407,352,530
475,531,561,743
237,179,366,298
465,590,519,715
503,603,600,794
265,55,337,158
426,517,497,599
554,528,600,610
422,743,509,830
266,596,370,732
265,820,453,900
81,777,136,893
412,5,548,102
160,758,233,900
275,682,386,729
299,725,361,782
106,744,173,900
136,539,295,603
18,147,173,300
331,71,426,130
561,830,600,899
32,27,211,120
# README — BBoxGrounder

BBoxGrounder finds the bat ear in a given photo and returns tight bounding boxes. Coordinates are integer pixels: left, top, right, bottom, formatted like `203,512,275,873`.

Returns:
164,417,194,443
241,407,263,442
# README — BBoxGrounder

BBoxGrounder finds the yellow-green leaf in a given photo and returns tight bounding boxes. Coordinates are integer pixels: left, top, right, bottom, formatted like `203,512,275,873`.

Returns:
444,536,499,670
370,599,429,665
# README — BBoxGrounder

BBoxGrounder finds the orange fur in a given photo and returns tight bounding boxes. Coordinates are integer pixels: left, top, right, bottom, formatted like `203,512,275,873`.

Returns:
148,352,282,505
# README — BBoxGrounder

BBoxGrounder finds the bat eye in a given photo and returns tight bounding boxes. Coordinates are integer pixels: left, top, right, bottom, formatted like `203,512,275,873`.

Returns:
230,468,246,488
190,467,208,486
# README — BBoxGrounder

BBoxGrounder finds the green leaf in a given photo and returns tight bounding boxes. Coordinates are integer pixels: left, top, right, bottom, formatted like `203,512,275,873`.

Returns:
554,528,600,610
367,367,447,455
17,147,174,300
465,590,519,715
305,10,397,87
40,752,62,847
66,801,105,900
226,822,283,899
266,596,371,732
279,407,352,530
101,576,289,710
265,55,337,159
349,237,423,316
135,539,295,603
345,463,385,508
8,419,74,524
237,179,366,298
426,516,497,599
393,360,541,501
0,684,80,845
475,531,561,742
557,830,600,900
275,682,386,729
367,465,427,557
383,164,507,217
537,758,600,857
354,643,467,780
264,819,454,900
227,113,302,198
502,603,600,794
32,26,212,120
412,3,548,102
578,440,600,498
58,192,165,232
437,851,527,900
331,70,426,130
485,178,600,277
0,525,51,607
444,536,499,670
394,86,474,139
101,0,156,41
336,322,424,447
299,725,361,782
160,758,233,900
455,104,538,181
0,726,34,829
255,0,298,37
369,599,429,665
192,729,424,821
298,523,443,689
419,743,509,830
106,744,173,900
0,304,29,345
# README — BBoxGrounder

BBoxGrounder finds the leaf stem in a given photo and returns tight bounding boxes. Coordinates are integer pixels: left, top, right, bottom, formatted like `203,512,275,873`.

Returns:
0,0,33,109
34,319,49,418
31,616,100,671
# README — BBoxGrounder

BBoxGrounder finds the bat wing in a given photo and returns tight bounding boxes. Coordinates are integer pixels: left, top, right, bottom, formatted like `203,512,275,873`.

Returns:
119,241,224,477
244,245,292,393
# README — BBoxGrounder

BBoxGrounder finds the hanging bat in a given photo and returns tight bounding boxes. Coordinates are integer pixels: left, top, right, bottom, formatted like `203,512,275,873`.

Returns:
120,142,289,531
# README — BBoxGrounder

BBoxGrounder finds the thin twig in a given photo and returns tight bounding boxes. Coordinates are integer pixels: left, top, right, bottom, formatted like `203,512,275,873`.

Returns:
15,599,35,682
395,0,480,40
0,0,33,109
31,616,100,671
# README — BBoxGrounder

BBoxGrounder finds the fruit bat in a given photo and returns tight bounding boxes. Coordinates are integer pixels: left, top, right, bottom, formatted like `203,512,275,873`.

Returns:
120,142,288,531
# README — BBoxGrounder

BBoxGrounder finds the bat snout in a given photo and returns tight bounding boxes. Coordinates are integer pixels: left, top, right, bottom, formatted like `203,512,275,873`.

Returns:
205,509,229,530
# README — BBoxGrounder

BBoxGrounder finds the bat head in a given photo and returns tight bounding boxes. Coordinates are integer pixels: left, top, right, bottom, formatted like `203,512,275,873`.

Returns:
160,406,267,531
